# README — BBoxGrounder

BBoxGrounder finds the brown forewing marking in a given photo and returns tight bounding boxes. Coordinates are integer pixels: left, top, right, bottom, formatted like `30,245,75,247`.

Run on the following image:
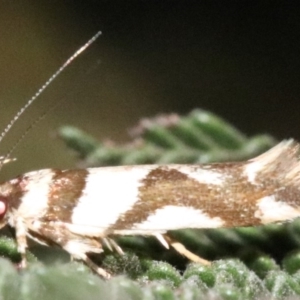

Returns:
110,165,283,230
272,181,300,209
255,151,300,209
42,169,88,223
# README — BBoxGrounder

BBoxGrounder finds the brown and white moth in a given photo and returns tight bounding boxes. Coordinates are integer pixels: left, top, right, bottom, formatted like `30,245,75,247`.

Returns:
1,32,300,279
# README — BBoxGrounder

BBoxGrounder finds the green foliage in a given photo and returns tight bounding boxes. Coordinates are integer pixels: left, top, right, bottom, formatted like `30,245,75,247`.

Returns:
2,108,300,299
58,109,275,166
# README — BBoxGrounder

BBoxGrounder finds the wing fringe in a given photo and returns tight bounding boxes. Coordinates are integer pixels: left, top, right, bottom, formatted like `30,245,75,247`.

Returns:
249,139,300,183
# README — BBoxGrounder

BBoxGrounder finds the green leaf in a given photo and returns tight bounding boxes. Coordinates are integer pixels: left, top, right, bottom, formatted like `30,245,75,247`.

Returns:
58,109,276,166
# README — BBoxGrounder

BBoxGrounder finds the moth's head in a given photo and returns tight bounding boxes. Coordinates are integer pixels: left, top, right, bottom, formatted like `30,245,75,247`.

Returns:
0,182,10,230
0,156,16,229
0,194,8,230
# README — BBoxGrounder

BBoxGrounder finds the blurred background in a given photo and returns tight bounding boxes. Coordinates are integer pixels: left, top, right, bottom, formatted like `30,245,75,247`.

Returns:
0,1,299,179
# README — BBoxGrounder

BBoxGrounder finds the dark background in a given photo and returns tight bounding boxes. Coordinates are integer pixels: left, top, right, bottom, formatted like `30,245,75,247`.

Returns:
0,1,299,179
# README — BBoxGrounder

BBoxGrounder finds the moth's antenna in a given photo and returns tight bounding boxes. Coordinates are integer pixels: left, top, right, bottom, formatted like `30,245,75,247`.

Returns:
0,31,101,170
3,99,63,167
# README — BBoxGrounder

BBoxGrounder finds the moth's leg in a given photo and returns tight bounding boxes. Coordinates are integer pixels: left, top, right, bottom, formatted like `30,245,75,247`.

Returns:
15,218,28,268
155,234,170,249
163,234,211,265
32,221,111,278
107,238,124,255
70,251,111,279
100,237,124,255
63,240,112,279
101,238,113,251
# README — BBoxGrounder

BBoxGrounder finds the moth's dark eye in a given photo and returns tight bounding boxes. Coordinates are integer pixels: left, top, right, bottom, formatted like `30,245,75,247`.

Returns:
0,197,7,219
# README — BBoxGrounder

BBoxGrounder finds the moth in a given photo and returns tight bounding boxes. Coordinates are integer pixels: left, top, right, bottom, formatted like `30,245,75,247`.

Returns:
1,33,300,279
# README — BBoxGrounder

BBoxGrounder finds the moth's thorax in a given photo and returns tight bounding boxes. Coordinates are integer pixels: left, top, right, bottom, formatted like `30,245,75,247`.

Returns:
0,178,24,206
